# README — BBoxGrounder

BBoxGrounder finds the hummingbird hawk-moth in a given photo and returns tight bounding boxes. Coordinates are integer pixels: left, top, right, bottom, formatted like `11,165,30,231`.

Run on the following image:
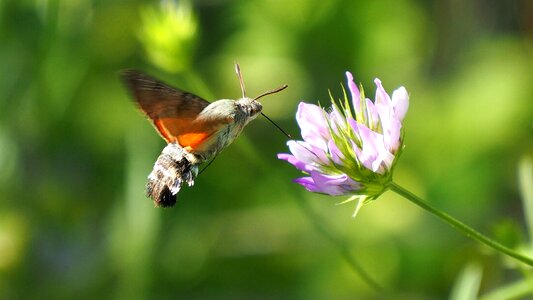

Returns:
121,64,288,207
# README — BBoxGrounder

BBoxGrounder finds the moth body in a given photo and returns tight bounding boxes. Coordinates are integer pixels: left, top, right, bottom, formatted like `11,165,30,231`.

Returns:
121,65,285,207
190,97,262,159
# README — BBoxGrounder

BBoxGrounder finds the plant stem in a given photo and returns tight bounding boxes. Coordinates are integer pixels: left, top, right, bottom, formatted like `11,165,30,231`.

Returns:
293,195,385,293
389,182,533,266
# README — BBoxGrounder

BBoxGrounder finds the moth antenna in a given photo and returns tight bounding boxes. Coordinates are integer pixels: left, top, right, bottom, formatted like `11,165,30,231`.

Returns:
261,112,292,139
235,63,246,98
253,84,291,139
254,84,288,101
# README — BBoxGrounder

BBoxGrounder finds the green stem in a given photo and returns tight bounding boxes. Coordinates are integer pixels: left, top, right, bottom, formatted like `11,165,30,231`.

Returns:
389,182,533,266
293,195,385,293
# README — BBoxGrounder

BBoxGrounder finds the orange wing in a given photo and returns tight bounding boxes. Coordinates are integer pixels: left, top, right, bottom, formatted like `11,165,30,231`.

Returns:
154,118,211,149
121,70,222,149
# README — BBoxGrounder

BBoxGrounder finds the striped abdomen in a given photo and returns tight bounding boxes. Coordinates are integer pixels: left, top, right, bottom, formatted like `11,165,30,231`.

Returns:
146,143,202,207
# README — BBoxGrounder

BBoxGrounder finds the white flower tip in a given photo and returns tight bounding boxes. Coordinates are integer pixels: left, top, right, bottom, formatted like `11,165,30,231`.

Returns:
345,71,354,81
296,101,307,112
397,86,408,94
393,87,409,100
346,71,361,110
392,86,409,120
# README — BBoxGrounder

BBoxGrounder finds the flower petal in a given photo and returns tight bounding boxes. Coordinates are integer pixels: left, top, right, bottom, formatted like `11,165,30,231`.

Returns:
346,72,361,115
364,98,379,129
354,140,378,172
374,78,392,108
356,123,393,174
328,139,344,165
310,172,361,196
287,140,328,165
294,176,321,193
277,153,315,172
383,117,402,153
329,104,346,131
391,86,409,121
296,102,330,150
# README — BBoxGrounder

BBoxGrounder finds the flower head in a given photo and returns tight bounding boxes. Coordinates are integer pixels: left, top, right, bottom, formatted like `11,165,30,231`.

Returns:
278,72,409,216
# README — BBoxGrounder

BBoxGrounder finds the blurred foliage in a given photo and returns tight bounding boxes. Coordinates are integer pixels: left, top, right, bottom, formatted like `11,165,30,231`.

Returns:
138,0,197,73
0,0,532,299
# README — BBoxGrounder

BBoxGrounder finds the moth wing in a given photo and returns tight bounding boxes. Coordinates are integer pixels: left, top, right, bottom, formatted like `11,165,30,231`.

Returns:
121,70,213,144
176,119,231,151
179,102,240,151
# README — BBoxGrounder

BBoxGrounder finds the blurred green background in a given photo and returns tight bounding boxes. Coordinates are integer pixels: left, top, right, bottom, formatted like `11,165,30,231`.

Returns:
1,0,532,299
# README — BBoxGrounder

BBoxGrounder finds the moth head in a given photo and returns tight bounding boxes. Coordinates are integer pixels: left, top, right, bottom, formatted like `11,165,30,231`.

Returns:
236,97,263,119
234,63,288,130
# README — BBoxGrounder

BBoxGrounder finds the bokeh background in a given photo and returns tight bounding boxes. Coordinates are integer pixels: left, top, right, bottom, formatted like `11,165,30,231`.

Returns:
1,0,533,299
